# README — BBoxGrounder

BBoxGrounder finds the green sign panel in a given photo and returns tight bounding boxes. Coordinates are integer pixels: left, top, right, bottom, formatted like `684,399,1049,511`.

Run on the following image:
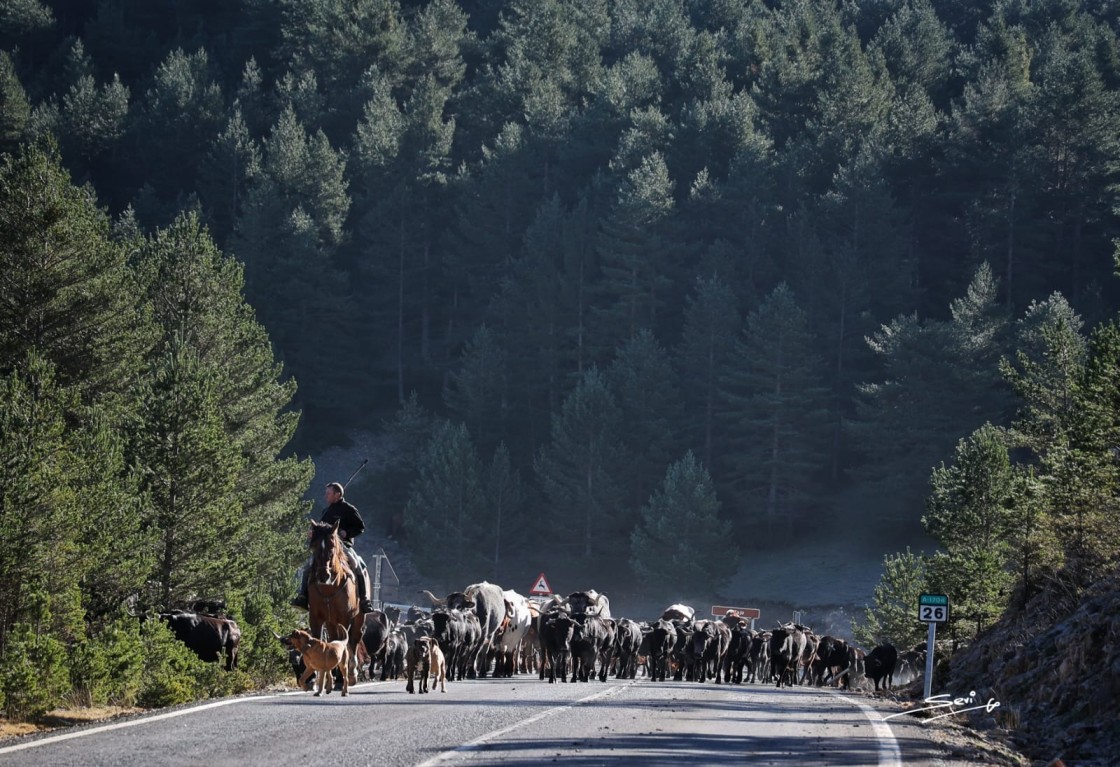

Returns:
917,593,949,622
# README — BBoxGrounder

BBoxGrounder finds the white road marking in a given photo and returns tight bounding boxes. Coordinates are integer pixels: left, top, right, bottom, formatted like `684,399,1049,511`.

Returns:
415,683,632,766
0,681,387,756
827,690,903,767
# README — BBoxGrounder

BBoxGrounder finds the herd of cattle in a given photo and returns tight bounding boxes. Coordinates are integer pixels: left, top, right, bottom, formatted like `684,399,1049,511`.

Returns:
156,585,927,697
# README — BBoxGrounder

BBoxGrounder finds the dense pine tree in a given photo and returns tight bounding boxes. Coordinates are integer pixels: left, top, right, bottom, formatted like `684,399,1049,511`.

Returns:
675,274,740,471
138,214,312,597
630,451,737,596
404,420,488,580
2,0,1120,659
721,284,831,537
0,144,150,406
534,368,626,561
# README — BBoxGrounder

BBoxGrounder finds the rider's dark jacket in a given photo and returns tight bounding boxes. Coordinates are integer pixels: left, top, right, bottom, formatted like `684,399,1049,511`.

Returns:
320,499,365,543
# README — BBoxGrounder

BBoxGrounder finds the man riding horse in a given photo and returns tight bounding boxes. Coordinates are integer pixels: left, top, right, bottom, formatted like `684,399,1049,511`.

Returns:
292,482,375,614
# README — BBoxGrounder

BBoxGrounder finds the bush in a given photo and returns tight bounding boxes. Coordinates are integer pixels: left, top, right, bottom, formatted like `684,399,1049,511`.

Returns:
1,623,70,721
69,611,145,707
236,592,291,685
136,618,208,708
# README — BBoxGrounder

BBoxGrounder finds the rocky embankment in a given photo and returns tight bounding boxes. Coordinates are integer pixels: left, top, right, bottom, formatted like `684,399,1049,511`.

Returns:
946,571,1120,766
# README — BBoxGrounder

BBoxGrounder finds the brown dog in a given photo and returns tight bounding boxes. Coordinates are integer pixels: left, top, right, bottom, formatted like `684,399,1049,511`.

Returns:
283,628,350,697
406,637,433,694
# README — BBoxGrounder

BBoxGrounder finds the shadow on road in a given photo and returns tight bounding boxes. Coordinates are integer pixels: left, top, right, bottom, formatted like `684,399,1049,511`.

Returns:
412,731,922,766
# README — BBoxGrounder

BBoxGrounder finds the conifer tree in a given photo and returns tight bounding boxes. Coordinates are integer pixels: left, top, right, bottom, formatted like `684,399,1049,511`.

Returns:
608,329,681,513
234,107,353,430
139,214,312,593
197,106,261,245
593,152,676,355
0,51,29,151
924,424,1016,635
443,324,507,458
853,548,928,650
485,442,526,575
534,368,626,560
675,274,740,471
0,357,85,656
721,284,831,537
59,74,129,172
134,343,244,610
404,420,488,581
0,144,150,406
630,451,737,596
850,264,1011,527
134,48,224,200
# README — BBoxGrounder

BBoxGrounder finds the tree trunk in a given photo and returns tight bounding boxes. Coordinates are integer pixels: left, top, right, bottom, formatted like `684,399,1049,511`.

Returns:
397,214,406,404
1005,189,1016,309
704,331,715,470
585,456,593,559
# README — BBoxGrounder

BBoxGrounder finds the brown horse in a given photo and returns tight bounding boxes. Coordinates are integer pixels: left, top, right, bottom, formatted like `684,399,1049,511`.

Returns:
307,520,364,686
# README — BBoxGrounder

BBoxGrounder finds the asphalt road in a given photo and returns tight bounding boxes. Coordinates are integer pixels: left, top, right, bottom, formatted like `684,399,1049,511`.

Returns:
0,676,983,766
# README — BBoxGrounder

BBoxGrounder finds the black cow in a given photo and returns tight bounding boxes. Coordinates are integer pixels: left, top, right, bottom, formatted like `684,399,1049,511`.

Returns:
670,621,694,681
459,611,483,681
570,616,613,683
361,611,391,678
847,645,866,687
770,627,798,688
188,599,227,615
798,628,819,685
539,611,575,683
161,612,240,671
691,620,731,684
812,635,851,688
866,643,898,691
381,630,407,680
646,619,676,682
725,626,753,684
431,608,469,682
424,582,505,679
748,631,770,684
897,648,925,685
281,642,309,689
614,619,643,679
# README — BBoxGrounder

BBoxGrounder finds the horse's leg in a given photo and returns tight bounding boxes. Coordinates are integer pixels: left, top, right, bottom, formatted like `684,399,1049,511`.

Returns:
348,611,363,686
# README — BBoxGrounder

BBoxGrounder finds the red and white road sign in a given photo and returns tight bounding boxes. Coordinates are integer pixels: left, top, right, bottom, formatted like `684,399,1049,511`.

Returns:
711,605,761,619
529,572,553,596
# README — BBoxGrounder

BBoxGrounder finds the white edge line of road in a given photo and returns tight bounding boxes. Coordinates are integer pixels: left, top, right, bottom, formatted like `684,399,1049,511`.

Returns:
827,690,903,767
415,682,632,767
0,681,388,756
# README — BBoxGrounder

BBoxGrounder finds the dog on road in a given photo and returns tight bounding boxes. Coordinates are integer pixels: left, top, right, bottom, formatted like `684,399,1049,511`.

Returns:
428,639,447,693
280,628,350,697
407,636,448,694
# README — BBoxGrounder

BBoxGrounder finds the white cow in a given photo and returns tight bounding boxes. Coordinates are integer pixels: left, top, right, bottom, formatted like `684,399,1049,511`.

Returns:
660,603,696,623
496,589,533,677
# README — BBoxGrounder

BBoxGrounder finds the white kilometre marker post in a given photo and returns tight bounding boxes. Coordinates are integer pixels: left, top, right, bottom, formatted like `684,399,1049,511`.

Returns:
917,593,949,701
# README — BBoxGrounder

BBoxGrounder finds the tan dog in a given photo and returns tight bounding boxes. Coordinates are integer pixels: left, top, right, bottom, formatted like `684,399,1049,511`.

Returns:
428,639,447,693
283,628,350,697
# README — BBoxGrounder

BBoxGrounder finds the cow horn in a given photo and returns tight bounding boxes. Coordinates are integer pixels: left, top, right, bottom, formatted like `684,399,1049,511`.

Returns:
272,630,283,640
419,589,445,607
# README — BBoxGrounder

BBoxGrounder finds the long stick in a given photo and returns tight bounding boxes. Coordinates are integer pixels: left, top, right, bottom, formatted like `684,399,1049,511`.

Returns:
344,458,369,489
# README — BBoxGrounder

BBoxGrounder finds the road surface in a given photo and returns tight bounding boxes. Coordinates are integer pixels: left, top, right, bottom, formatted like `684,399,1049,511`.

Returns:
0,676,991,766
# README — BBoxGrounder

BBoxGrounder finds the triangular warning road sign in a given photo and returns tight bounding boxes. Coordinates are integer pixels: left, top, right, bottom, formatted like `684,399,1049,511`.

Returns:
529,572,552,595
